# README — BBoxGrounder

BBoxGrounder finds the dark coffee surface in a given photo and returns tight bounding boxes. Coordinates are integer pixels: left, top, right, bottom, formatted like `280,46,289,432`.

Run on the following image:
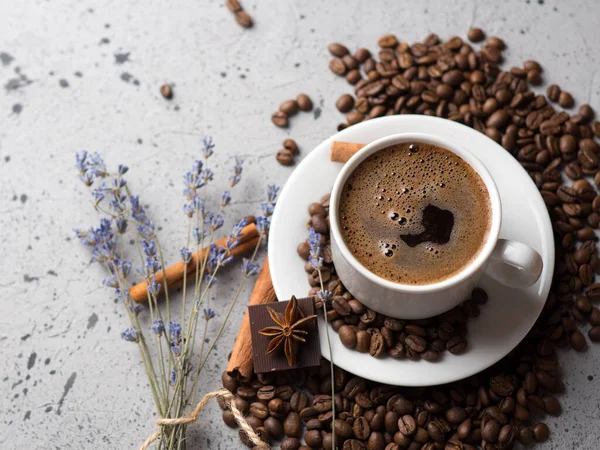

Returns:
339,142,492,285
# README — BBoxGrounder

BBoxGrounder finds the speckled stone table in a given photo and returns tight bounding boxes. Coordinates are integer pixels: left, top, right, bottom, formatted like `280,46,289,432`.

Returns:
1,0,600,448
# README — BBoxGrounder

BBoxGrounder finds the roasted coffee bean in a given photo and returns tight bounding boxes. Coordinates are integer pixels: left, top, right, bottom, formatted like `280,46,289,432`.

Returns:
160,83,173,99
446,407,467,424
336,94,355,113
467,27,485,42
398,414,417,435
570,330,587,350
370,411,385,431
334,418,354,440
237,386,257,400
533,423,550,442
329,42,350,57
369,332,386,358
289,391,309,412
426,420,445,442
338,325,358,349
378,34,398,48
356,330,371,353
280,99,299,116
225,0,242,12
559,91,575,108
280,437,301,450
304,429,323,447
280,139,299,156
283,411,301,438
546,83,561,102
222,371,239,393
482,419,501,443
588,326,600,341
272,111,289,128
268,398,288,418
257,385,276,402
447,335,468,354
343,440,366,450
234,10,253,28
262,416,283,439
330,58,347,75
244,414,263,432
296,93,313,111
353,47,371,63
222,409,237,428
368,432,386,450
405,334,427,353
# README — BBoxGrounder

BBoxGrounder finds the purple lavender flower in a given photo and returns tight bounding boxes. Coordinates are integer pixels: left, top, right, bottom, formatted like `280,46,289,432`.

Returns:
147,277,161,296
241,258,260,277
204,273,217,288
308,227,323,269
202,136,215,159
259,184,280,218
103,275,118,289
266,184,280,203
317,290,332,301
141,240,157,257
121,328,139,342
180,247,192,263
256,216,270,237
75,151,107,186
225,217,248,250
144,256,161,274
132,303,144,316
168,321,182,344
137,220,156,240
169,369,177,386
118,164,128,175
92,182,108,206
184,195,205,218
151,318,164,335
193,226,208,243
228,156,244,187
118,259,132,278
203,308,216,321
115,217,127,233
209,214,224,232
220,191,231,207
129,196,147,223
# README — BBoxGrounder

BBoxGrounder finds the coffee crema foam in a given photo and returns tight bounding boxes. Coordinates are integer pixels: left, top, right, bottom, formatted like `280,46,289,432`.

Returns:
338,142,492,285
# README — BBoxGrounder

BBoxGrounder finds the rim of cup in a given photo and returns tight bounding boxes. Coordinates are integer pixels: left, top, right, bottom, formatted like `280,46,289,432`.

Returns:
329,132,502,293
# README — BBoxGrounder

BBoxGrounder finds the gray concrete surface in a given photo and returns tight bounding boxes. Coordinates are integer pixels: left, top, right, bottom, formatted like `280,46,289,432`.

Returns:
1,0,600,448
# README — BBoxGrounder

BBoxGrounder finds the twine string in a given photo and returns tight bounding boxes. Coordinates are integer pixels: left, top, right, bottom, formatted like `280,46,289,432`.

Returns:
139,388,268,450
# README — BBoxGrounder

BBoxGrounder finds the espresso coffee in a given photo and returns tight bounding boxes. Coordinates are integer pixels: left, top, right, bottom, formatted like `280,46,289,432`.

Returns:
339,142,492,285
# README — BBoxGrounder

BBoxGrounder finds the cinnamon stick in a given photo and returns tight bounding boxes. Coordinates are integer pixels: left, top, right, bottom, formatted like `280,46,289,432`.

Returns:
226,255,276,382
130,223,260,303
330,141,366,163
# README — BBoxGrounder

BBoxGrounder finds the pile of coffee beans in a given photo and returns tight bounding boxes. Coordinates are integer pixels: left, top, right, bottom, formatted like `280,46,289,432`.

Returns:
222,28,600,449
225,0,253,28
222,347,557,449
277,139,300,166
272,94,314,128
325,30,600,354
296,195,487,362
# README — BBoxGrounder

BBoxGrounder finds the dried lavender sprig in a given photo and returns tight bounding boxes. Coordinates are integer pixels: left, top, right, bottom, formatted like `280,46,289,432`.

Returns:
308,227,336,450
187,184,280,406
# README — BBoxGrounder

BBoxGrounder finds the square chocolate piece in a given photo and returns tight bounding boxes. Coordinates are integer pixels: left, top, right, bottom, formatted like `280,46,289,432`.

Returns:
248,296,321,373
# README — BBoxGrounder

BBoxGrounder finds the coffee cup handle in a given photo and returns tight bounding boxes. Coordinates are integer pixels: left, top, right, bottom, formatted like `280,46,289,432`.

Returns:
485,239,543,288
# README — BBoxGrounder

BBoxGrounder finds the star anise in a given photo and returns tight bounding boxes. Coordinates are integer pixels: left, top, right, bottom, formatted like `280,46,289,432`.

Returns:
259,296,317,367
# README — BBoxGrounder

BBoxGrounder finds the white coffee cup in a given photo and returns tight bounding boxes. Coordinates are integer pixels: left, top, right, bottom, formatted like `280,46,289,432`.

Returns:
329,133,543,319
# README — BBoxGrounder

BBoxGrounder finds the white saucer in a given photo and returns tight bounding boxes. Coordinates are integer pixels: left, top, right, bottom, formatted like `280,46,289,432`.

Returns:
268,115,554,387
